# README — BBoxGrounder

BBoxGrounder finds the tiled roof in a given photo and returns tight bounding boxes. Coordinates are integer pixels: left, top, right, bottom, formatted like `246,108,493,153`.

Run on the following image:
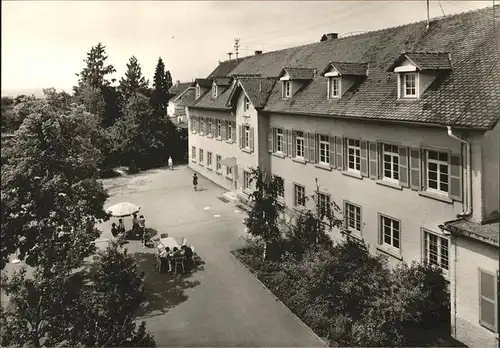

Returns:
168,82,193,96
195,78,212,88
207,59,245,78
192,84,234,110
176,88,196,107
388,52,452,72
224,6,500,130
230,78,277,109
443,219,499,248
321,62,368,76
214,77,232,86
282,67,316,80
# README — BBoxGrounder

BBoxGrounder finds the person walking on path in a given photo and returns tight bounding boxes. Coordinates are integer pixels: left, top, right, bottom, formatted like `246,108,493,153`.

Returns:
192,173,198,192
168,156,173,170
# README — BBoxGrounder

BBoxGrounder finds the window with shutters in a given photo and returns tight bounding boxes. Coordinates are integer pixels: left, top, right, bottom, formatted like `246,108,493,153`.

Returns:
328,77,340,98
426,150,449,195
347,139,361,172
276,128,284,153
294,184,306,207
296,131,305,158
318,192,331,216
199,149,204,165
275,175,284,199
345,202,361,233
382,144,399,181
191,146,196,160
282,81,291,98
379,214,400,251
216,120,221,138
478,269,498,332
244,125,250,149
423,230,449,272
216,155,222,173
207,152,212,168
319,134,330,164
207,119,212,136
227,122,233,141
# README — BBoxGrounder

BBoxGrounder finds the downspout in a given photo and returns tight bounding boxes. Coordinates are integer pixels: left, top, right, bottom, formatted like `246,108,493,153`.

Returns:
446,126,472,216
440,222,458,339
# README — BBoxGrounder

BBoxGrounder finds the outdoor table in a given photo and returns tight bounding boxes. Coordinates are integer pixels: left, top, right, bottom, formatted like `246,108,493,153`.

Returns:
159,237,180,250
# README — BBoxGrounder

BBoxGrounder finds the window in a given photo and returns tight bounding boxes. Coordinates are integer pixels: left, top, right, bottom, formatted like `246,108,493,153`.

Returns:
227,122,233,141
243,96,250,111
294,184,306,207
479,269,498,331
345,202,361,233
295,131,305,158
328,77,340,98
244,125,250,148
382,144,399,180
216,120,221,138
282,81,291,98
243,171,251,190
207,119,212,136
380,215,400,250
200,118,205,134
191,146,196,160
226,166,232,176
212,84,218,98
196,86,200,99
275,176,284,199
216,155,221,172
426,150,449,194
275,128,284,152
423,231,449,272
347,139,361,172
319,134,330,164
318,192,331,216
190,118,195,132
199,149,204,164
207,152,212,167
403,73,417,97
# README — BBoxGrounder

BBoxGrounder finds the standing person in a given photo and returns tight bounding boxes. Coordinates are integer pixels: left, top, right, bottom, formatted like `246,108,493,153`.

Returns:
192,173,198,192
168,156,173,171
132,213,139,237
139,215,146,243
111,223,118,238
118,218,125,234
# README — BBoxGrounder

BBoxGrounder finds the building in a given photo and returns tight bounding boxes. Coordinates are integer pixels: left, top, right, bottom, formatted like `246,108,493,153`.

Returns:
188,6,499,344
168,81,194,125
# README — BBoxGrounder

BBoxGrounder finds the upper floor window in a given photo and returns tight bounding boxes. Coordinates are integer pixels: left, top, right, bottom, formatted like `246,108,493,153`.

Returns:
207,119,212,136
403,73,417,98
345,202,361,234
426,150,449,195
276,128,284,152
294,184,306,207
207,152,213,167
319,134,330,164
380,214,400,251
347,139,361,172
212,84,218,98
382,144,399,181
226,166,232,176
243,125,250,148
243,96,250,112
423,230,448,272
282,81,291,98
275,175,284,199
216,120,221,137
200,118,205,134
318,192,331,216
328,77,340,98
199,149,204,164
295,131,305,158
227,122,233,141
216,155,222,172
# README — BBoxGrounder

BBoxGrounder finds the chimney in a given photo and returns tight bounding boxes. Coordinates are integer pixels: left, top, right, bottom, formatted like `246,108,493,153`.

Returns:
227,52,233,60
254,50,263,55
176,80,180,86
320,33,338,42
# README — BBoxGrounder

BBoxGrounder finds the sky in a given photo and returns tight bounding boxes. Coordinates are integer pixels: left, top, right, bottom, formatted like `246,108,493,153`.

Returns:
1,0,494,96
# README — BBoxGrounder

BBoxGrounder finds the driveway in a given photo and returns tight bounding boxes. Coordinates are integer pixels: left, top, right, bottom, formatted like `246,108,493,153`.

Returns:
99,165,326,347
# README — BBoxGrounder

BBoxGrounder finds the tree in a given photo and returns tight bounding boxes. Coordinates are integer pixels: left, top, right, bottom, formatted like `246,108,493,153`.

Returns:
0,94,108,271
74,43,116,94
119,56,149,103
150,57,170,115
244,167,285,260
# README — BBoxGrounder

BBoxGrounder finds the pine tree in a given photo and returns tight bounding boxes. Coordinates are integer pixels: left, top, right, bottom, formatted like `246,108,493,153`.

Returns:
150,57,170,115
118,56,149,103
74,43,116,95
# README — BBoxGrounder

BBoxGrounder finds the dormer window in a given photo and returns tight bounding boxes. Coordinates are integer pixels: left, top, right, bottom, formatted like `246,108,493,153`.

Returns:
403,73,417,97
243,96,250,111
328,77,340,98
196,86,201,99
282,81,291,98
212,84,218,98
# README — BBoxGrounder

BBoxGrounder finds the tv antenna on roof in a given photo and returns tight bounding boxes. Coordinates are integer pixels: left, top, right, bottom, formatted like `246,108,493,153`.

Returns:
234,38,240,59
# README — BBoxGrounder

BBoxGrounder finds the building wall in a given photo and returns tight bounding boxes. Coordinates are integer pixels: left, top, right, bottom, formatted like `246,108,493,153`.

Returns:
451,236,499,348
268,112,466,265
481,122,500,222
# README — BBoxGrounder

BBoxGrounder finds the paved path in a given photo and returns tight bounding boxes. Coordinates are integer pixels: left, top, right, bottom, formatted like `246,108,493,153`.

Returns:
99,166,325,347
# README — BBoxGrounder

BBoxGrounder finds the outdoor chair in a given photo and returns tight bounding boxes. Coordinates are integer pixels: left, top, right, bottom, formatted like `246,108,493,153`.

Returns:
174,256,185,274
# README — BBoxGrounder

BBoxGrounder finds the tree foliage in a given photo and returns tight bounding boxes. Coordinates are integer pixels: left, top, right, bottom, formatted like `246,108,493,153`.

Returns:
150,57,172,115
119,56,149,104
74,43,116,93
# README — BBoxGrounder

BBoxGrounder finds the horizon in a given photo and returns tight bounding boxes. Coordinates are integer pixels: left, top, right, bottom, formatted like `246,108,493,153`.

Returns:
1,1,495,98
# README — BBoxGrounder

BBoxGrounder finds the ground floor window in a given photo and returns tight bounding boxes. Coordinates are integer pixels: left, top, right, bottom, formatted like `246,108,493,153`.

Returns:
216,155,221,172
345,202,361,233
207,152,212,167
226,166,232,176
423,230,448,272
191,146,196,160
274,175,284,199
317,192,331,216
243,171,251,190
294,184,306,207
199,149,204,164
380,214,400,250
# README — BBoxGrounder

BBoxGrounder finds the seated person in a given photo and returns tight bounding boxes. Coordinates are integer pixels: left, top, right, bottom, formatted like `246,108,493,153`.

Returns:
158,247,169,272
111,223,118,238
117,219,125,234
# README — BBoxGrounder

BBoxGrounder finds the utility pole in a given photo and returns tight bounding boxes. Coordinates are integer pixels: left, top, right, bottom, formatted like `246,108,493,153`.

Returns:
426,0,430,29
234,38,240,59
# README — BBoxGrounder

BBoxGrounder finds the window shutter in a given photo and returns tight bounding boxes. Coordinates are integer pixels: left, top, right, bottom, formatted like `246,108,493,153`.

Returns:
399,147,409,187
250,127,255,152
211,118,216,135
360,140,368,177
238,125,243,148
268,127,274,153
335,137,344,171
287,129,292,156
283,130,288,156
479,269,496,330
369,142,378,179
409,148,421,191
292,130,297,158
221,121,226,139
309,133,316,163
449,154,462,201
231,121,236,141
330,136,336,168
304,132,310,162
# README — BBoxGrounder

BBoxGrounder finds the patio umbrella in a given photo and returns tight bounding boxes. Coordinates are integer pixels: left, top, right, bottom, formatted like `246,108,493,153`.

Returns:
106,202,140,217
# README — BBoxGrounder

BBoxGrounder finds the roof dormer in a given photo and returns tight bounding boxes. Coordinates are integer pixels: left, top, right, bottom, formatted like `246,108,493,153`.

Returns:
212,82,218,98
388,52,452,99
194,78,212,100
278,67,316,99
320,62,368,99
210,77,232,99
